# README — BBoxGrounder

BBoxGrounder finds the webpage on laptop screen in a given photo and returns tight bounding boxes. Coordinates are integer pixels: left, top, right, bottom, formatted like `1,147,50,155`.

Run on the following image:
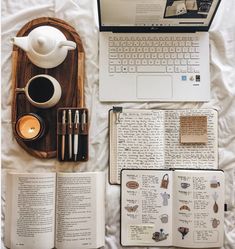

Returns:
100,0,219,27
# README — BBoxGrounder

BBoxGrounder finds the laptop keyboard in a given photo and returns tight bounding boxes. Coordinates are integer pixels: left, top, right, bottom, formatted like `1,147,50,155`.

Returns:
108,35,200,74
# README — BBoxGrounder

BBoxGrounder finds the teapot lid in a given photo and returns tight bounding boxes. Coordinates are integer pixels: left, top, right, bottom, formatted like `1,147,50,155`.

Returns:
31,35,55,55
29,26,65,55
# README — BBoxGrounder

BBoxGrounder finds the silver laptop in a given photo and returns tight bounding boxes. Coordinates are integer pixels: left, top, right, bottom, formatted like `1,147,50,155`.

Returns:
98,0,221,102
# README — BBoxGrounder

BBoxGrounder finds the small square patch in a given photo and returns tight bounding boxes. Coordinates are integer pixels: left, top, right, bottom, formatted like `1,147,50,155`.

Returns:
196,75,200,82
181,75,187,81
180,116,208,144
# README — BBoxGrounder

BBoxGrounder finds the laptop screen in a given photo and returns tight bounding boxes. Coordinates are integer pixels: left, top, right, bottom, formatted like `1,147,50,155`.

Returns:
98,0,220,31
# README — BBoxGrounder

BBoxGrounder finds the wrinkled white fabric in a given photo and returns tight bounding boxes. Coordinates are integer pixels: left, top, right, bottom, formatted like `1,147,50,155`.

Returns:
1,0,235,248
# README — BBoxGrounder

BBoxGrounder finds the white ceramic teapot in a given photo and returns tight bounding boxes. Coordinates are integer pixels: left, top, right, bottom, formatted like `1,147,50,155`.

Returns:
11,25,76,68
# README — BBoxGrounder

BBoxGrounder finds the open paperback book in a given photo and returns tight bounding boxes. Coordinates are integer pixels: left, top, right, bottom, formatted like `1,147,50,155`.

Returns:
121,169,224,248
109,108,218,184
5,172,105,249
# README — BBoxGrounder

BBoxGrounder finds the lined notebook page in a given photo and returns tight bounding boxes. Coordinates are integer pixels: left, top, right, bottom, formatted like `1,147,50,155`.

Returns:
110,109,165,184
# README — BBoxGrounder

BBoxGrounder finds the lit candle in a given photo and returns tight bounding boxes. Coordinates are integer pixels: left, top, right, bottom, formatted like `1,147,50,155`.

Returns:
16,114,44,140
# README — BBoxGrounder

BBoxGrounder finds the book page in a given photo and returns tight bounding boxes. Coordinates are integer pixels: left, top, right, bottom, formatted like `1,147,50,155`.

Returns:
121,169,173,247
110,109,165,184
164,109,218,169
173,170,224,248
5,172,56,249
55,172,105,249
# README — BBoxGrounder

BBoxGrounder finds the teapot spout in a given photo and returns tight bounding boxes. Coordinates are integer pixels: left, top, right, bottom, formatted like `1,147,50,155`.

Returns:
11,37,29,52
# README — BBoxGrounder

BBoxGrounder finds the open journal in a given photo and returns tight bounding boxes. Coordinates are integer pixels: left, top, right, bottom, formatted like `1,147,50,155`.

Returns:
121,169,224,248
5,172,105,249
109,108,218,184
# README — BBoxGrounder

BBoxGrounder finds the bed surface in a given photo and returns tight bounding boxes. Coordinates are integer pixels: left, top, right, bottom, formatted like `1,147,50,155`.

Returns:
1,0,235,248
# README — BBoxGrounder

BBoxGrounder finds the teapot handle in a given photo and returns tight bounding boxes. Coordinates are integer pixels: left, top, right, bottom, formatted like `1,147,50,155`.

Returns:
59,41,76,50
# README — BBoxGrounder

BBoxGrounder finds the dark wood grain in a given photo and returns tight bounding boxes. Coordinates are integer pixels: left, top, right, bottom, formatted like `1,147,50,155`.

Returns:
11,17,85,159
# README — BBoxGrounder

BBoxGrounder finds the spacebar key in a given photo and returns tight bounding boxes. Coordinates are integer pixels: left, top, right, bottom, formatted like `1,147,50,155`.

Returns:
137,66,166,73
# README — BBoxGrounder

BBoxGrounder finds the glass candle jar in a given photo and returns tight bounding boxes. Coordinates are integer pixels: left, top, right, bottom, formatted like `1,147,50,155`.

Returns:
15,113,46,141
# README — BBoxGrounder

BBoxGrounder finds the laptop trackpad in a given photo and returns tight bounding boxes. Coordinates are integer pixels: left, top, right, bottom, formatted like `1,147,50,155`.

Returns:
137,75,172,99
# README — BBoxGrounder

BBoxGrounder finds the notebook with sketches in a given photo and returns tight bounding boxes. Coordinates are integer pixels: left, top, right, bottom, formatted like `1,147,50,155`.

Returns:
121,169,225,247
109,108,218,184
97,0,221,102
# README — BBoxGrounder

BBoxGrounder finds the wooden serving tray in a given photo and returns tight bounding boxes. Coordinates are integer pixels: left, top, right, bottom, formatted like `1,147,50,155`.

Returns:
11,17,85,158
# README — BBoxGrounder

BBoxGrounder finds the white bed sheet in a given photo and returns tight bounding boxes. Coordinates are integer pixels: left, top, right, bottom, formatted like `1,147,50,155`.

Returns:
1,0,235,248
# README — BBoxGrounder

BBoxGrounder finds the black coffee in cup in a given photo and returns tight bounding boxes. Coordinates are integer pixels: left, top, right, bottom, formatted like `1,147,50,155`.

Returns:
28,77,55,103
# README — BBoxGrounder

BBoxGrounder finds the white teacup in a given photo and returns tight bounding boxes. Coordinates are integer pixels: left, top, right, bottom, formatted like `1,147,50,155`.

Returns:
15,74,62,109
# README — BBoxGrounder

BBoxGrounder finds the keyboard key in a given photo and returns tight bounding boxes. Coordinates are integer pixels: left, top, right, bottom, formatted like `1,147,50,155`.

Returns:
191,53,200,59
129,66,136,72
130,47,136,52
161,59,167,65
116,66,122,73
151,53,157,59
174,59,180,65
168,59,174,65
109,59,121,65
178,53,184,59
137,66,166,73
165,54,171,59
143,47,149,53
145,53,151,59
155,60,161,65
109,66,115,73
167,66,174,73
181,59,187,65
176,47,182,53
122,59,128,65
109,53,118,59
163,47,169,53
109,47,117,52
188,59,200,65
132,53,138,59
192,41,200,46
186,41,191,46
117,47,123,52
142,59,148,65
156,47,162,52
189,47,195,53
122,66,128,73
180,66,187,73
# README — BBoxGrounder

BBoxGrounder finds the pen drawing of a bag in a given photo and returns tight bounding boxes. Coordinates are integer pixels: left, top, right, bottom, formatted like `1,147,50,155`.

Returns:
160,174,169,189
